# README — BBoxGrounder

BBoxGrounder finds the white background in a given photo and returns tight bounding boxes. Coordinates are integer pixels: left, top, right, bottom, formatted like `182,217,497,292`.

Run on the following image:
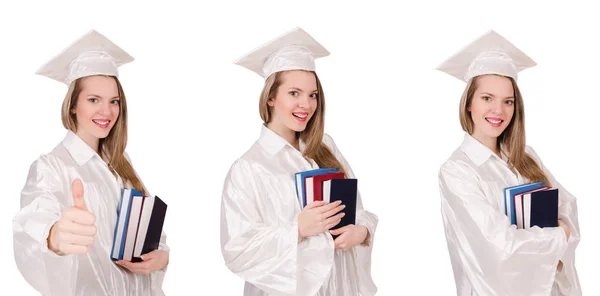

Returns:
1,0,598,295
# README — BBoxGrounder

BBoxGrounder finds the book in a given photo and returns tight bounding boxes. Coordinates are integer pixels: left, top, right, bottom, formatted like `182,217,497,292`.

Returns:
294,168,358,239
323,178,357,231
309,172,345,204
513,186,549,229
524,188,559,229
122,195,144,261
132,195,156,259
294,168,338,207
503,182,546,225
111,189,167,262
305,177,316,205
111,188,142,260
132,196,168,262
504,184,559,229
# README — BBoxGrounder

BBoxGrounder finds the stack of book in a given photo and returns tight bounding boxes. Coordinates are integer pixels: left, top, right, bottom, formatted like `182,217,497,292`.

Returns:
111,188,167,262
294,168,357,232
503,182,559,229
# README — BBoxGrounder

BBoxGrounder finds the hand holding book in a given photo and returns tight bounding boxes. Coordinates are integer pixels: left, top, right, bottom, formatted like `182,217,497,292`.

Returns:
116,249,169,274
556,219,571,272
295,168,359,240
558,219,571,241
298,200,345,239
330,225,368,250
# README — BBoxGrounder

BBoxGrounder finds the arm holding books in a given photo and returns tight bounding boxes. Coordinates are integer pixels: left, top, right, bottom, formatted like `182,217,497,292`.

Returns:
116,249,168,274
329,225,368,250
526,146,581,294
117,152,170,279
221,159,335,296
322,134,378,245
439,159,569,295
148,231,169,291
322,134,378,294
117,247,169,294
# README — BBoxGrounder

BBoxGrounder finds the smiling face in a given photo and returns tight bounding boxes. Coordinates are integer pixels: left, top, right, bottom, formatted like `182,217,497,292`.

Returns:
71,75,120,149
468,74,515,146
265,70,319,141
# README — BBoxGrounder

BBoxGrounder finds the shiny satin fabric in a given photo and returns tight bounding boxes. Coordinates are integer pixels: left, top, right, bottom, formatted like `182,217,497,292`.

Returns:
13,131,168,296
221,126,378,296
438,133,581,296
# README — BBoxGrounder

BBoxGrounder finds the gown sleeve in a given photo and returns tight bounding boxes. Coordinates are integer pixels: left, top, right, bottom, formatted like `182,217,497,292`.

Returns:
13,155,77,296
220,158,335,296
322,134,378,295
526,146,582,295
124,151,169,294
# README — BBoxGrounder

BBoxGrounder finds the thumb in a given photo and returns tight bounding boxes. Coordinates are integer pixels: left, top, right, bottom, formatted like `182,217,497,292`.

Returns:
330,225,350,234
141,251,156,261
72,179,87,210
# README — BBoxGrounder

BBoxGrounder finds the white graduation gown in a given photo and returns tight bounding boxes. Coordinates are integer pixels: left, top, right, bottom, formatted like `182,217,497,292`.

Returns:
13,130,168,296
439,133,581,295
220,126,378,296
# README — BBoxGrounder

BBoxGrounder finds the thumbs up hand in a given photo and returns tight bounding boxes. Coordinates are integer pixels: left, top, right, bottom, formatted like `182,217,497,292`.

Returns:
47,179,97,255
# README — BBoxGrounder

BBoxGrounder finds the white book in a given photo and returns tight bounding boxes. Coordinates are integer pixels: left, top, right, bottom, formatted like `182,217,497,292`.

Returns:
523,193,532,229
515,193,524,229
122,195,144,261
295,174,302,201
134,196,156,258
112,188,131,259
322,180,332,203
504,188,513,223
306,177,315,205
522,187,550,229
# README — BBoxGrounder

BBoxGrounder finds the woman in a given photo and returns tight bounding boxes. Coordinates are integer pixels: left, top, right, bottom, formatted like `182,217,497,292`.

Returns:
437,30,581,295
220,27,378,296
13,30,169,295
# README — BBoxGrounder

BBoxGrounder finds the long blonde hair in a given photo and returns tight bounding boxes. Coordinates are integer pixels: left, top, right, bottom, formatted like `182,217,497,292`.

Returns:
259,70,346,174
61,75,148,195
459,75,550,185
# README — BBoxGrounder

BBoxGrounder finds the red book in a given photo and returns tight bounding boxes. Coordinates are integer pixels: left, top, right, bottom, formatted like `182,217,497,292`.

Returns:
310,172,345,203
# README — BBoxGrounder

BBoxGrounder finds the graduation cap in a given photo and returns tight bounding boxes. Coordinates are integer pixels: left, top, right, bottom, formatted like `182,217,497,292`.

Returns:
436,30,536,82
234,27,329,79
36,29,134,85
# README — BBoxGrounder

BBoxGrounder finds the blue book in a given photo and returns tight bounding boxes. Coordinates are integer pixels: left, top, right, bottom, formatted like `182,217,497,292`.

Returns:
294,168,338,207
111,188,143,260
503,182,545,225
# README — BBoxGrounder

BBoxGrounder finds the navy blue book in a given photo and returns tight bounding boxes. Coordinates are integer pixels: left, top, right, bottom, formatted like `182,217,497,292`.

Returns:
323,178,357,237
527,188,559,228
